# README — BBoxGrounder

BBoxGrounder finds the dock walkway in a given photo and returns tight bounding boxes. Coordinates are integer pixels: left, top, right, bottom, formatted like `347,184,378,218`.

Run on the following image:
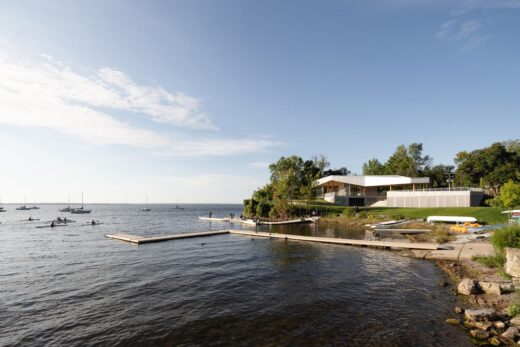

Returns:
106,229,444,250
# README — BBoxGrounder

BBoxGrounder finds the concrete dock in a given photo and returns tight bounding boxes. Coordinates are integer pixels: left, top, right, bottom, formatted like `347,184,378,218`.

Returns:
106,229,444,250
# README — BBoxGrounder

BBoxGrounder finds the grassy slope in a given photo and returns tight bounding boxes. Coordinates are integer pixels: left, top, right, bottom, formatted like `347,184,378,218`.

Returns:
366,207,506,225
296,201,506,225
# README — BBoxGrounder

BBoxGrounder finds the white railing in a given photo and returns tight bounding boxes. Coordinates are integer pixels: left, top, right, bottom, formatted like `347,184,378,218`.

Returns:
397,187,483,192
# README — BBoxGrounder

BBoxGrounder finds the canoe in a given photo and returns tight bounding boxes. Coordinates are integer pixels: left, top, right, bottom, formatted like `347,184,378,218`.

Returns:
198,217,230,222
427,216,477,223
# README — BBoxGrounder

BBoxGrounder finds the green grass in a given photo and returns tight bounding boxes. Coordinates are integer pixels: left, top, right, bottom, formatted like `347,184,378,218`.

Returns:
472,255,504,268
366,207,506,225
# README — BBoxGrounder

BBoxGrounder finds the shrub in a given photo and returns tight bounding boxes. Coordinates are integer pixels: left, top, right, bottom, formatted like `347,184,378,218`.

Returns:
508,303,520,317
342,208,355,217
491,226,520,252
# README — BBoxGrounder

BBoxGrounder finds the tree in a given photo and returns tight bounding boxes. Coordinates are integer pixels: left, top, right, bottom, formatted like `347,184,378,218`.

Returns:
362,158,386,175
385,145,418,176
422,164,454,188
454,143,520,195
311,154,330,174
489,180,520,209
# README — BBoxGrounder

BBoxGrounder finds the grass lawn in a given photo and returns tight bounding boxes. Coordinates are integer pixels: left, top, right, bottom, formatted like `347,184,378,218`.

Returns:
366,207,506,225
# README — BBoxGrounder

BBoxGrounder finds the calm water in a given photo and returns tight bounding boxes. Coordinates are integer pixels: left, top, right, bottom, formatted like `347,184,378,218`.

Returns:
0,204,471,346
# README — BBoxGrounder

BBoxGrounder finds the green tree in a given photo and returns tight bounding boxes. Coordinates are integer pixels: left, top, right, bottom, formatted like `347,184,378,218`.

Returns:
489,180,520,209
423,164,454,188
385,145,418,176
362,158,386,175
454,143,520,195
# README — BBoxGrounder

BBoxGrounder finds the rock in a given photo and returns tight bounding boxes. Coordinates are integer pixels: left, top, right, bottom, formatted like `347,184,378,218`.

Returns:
488,337,501,346
510,316,520,327
454,306,465,314
446,318,460,325
480,281,503,295
505,248,520,278
493,321,507,329
458,278,479,295
499,282,515,293
502,326,520,340
465,320,493,330
470,329,490,339
465,308,498,321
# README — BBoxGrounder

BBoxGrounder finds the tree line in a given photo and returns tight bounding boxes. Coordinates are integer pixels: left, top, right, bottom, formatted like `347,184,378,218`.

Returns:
244,140,520,219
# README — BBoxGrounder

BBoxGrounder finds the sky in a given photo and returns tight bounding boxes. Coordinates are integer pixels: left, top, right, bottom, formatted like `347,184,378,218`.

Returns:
0,0,519,203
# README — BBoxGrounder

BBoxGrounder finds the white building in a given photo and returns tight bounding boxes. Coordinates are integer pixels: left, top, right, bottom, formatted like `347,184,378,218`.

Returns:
316,175,484,207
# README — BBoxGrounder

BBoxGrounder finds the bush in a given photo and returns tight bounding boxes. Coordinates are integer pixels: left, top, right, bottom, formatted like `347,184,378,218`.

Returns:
433,229,454,244
508,303,520,317
491,226,520,252
342,208,355,217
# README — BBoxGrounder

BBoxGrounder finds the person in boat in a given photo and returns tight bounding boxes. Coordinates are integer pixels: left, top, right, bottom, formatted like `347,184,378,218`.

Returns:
209,211,212,218
91,220,96,225
28,216,33,221
50,221,55,227
57,217,62,222
64,217,67,222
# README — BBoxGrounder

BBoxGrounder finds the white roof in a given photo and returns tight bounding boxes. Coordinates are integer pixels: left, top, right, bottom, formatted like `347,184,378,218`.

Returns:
316,175,430,187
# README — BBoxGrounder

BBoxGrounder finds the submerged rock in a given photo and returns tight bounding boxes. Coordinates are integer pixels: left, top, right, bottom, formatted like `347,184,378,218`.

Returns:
458,278,479,295
465,308,498,322
505,248,520,278
469,329,490,339
446,318,460,325
488,337,501,346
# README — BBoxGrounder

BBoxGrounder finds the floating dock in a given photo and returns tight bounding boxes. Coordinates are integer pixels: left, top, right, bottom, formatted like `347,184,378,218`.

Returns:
106,229,444,250
106,230,229,244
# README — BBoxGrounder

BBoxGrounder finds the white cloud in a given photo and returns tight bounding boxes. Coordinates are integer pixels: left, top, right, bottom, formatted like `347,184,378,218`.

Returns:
435,19,490,51
0,52,281,156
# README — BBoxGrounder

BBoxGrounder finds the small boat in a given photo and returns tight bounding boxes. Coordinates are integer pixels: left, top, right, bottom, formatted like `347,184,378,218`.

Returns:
83,221,103,226
16,205,31,211
426,216,477,224
60,194,73,212
21,218,40,222
30,206,40,210
365,220,408,228
198,216,230,222
173,205,184,211
450,222,481,233
71,191,91,214
36,224,68,229
140,195,152,212
0,207,6,212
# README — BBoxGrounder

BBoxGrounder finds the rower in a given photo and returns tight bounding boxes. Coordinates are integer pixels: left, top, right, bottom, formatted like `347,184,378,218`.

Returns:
91,220,96,225
28,216,33,221
57,217,62,222
50,221,55,227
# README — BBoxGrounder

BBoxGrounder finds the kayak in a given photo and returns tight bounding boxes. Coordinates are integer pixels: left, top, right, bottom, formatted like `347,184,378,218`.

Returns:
36,224,68,229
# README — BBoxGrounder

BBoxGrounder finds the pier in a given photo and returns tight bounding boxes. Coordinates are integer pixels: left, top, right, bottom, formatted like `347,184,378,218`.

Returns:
106,229,445,250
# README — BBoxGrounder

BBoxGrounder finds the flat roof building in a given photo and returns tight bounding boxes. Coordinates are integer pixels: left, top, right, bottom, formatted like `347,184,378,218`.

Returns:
316,175,483,207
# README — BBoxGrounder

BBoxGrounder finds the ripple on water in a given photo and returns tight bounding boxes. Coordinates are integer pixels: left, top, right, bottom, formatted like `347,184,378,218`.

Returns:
0,204,472,347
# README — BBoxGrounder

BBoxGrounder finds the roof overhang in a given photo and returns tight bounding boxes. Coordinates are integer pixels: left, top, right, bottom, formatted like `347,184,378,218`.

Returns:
316,175,430,187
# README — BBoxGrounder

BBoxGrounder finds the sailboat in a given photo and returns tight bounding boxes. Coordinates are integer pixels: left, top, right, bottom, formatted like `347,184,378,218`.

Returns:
60,194,73,212
71,191,91,214
140,195,151,212
174,197,184,211
16,197,31,210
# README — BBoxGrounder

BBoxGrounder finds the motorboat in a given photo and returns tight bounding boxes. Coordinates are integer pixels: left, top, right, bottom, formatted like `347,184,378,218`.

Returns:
16,205,31,211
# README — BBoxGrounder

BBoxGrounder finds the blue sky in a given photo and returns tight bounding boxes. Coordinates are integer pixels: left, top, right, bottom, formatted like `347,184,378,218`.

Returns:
0,0,519,203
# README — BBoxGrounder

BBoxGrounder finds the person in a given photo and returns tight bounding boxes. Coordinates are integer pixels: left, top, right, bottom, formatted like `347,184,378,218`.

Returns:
50,221,55,227
209,211,212,218
28,216,33,221
91,220,96,225
57,217,62,222
239,213,243,220
64,217,67,222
